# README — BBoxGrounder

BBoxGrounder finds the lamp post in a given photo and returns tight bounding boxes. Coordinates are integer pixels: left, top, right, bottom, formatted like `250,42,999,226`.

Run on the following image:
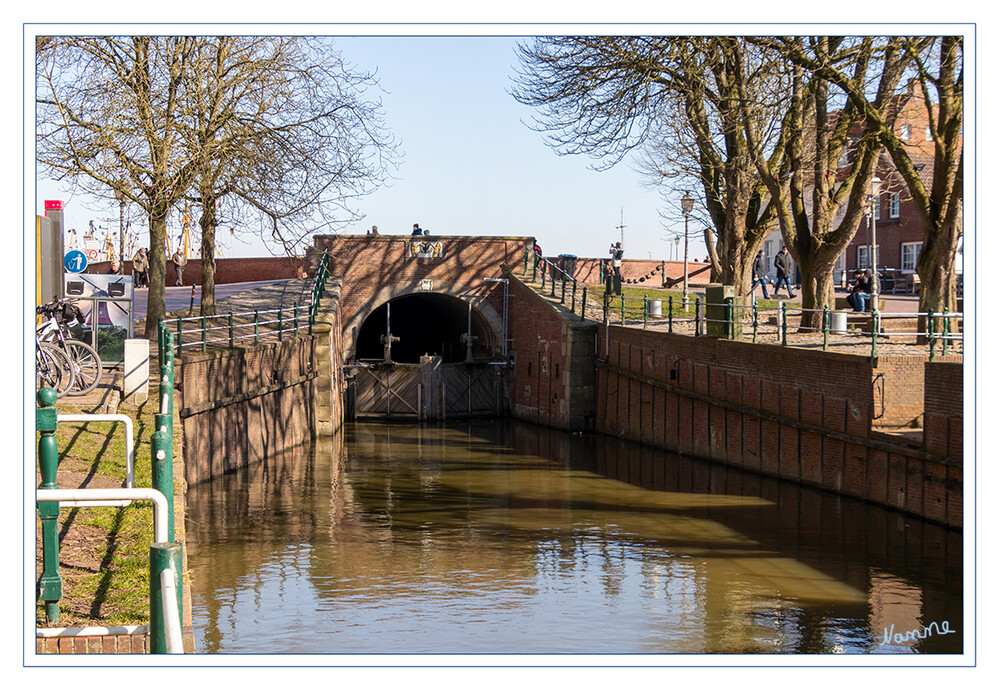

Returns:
869,176,882,307
115,185,127,274
681,191,694,309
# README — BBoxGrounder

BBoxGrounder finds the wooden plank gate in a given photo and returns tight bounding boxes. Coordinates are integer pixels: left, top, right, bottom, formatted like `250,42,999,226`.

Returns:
348,357,504,420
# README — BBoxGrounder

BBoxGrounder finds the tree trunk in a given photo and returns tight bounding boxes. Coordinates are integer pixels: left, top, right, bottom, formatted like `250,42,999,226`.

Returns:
199,195,218,316
142,208,169,340
797,254,838,331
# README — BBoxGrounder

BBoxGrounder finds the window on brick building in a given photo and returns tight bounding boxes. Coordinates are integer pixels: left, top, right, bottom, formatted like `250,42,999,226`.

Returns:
873,197,881,221
889,193,900,218
857,245,879,270
902,242,922,272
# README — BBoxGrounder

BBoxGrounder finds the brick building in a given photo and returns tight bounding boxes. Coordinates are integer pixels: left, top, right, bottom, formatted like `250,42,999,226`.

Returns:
842,81,963,293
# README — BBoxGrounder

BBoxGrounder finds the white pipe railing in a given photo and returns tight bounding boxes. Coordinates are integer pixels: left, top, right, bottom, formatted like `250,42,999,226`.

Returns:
35,488,183,652
37,488,169,543
37,624,148,638
158,568,184,652
57,414,135,497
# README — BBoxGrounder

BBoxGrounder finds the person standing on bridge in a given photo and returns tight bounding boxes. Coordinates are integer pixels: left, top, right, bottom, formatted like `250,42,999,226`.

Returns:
412,223,425,236
368,225,379,235
609,242,623,279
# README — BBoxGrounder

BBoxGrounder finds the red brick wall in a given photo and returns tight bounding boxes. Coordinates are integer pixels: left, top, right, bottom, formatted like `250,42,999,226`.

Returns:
568,257,714,287
90,256,306,285
507,277,597,431
311,235,530,351
924,361,963,461
592,325,961,526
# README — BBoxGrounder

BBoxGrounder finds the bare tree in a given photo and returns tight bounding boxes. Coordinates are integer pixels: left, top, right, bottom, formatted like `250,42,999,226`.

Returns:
511,36,783,290
743,36,916,328
761,35,963,317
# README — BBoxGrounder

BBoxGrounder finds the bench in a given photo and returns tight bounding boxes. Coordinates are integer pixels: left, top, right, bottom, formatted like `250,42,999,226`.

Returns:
834,297,885,312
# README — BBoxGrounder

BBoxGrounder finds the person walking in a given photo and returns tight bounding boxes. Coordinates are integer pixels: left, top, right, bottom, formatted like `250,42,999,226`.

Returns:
773,246,796,299
132,247,148,288
172,249,187,285
747,249,770,299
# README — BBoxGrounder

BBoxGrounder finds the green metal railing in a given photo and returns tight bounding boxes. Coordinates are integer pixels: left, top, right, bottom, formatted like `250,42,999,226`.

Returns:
36,328,183,652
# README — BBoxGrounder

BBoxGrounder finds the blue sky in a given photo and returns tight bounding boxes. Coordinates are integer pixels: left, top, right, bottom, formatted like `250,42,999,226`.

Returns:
35,34,704,264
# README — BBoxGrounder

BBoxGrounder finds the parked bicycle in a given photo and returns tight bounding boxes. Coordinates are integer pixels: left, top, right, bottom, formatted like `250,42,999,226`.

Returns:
36,298,104,396
35,339,75,397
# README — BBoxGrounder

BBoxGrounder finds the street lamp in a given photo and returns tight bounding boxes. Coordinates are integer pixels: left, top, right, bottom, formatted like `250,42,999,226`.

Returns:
114,184,127,275
681,190,694,308
868,176,882,308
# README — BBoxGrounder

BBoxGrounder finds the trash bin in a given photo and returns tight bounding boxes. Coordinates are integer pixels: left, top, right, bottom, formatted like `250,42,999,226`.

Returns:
830,310,848,334
556,254,578,279
648,299,662,317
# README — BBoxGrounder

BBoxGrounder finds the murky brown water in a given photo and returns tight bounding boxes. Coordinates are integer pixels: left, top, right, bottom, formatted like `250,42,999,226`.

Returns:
186,420,963,655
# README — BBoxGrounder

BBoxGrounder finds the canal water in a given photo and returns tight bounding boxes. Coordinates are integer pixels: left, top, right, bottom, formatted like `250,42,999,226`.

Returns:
185,420,963,656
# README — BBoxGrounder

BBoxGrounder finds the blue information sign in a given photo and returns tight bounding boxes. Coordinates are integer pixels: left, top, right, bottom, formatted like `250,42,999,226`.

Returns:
64,250,88,274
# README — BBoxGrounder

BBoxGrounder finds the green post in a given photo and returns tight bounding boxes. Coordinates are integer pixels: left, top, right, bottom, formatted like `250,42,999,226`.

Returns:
36,388,62,624
200,315,207,354
540,264,546,290
668,296,673,333
725,297,733,339
643,295,648,329
524,247,529,275
176,316,183,356
278,308,284,342
871,308,879,360
752,302,758,343
620,294,625,324
254,310,260,345
580,287,587,321
781,301,788,346
149,542,183,654
152,427,175,542
660,261,665,287
560,271,566,303
602,292,609,324
823,305,830,351
294,305,300,338
942,307,949,356
928,309,936,361
694,296,701,336
571,281,577,314
228,313,234,349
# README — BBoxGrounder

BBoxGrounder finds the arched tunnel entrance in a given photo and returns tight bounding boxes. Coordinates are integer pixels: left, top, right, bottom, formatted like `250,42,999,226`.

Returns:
354,292,495,364
348,292,506,420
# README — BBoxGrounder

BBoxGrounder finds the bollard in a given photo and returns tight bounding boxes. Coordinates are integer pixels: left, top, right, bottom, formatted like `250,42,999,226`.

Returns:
149,542,183,654
823,305,830,351
36,388,62,624
942,307,949,356
871,308,880,360
151,428,174,541
928,309,936,361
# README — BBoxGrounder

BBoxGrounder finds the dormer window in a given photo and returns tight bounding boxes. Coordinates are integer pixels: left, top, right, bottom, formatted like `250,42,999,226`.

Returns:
900,124,911,140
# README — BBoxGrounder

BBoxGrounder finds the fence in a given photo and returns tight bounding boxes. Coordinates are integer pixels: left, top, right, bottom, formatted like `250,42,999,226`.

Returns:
522,250,962,360
36,328,184,654
160,249,329,357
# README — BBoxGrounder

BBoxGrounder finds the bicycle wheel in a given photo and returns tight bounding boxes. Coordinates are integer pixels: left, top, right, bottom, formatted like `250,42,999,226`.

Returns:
63,339,104,396
37,342,75,397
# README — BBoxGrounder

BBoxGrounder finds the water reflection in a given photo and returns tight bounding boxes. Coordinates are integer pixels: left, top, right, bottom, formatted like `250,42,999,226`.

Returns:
186,420,962,655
